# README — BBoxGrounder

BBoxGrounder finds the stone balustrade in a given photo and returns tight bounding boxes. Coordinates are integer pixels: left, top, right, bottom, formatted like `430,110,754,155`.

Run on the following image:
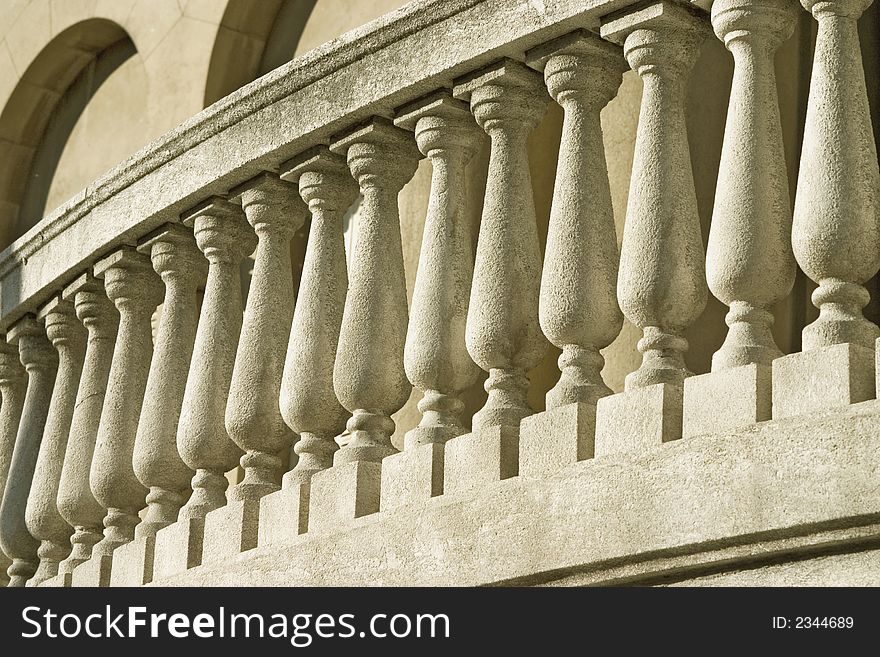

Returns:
0,0,878,587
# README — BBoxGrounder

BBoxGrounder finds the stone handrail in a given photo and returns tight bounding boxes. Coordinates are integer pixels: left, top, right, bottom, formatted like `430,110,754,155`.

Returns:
0,0,878,587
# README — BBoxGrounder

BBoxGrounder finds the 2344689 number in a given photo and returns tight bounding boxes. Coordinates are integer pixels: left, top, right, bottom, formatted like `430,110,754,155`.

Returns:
794,617,854,629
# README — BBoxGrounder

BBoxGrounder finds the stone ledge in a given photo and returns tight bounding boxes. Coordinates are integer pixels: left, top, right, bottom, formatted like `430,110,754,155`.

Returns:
151,400,880,587
0,0,644,328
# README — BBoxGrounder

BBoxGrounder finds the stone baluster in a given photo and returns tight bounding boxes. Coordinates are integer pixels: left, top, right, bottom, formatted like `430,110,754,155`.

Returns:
536,33,626,408
279,148,357,485
375,93,483,512
157,200,255,574
132,225,205,539
89,248,163,557
201,176,305,564
225,174,306,503
706,0,798,370
595,2,708,456
0,316,57,586
56,274,119,576
176,199,254,520
259,148,358,544
792,0,880,350
396,92,482,448
24,298,86,585
774,0,880,418
330,118,419,465
453,60,548,435
441,60,548,496
306,118,419,531
607,4,707,391
0,339,27,586
683,0,797,437
518,32,627,478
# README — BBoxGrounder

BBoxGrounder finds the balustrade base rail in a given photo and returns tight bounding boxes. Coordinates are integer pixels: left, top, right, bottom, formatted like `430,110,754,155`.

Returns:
121,401,880,588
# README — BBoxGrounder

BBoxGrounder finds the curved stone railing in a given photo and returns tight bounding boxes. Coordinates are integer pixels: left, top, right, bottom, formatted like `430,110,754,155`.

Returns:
0,0,879,587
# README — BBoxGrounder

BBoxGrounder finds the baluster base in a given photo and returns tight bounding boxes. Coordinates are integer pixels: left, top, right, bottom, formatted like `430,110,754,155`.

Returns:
308,461,382,532
201,499,261,565
380,442,444,512
108,534,156,586
37,572,71,587
258,482,310,546
683,364,772,438
594,383,683,458
772,343,875,420
443,426,519,496
70,553,113,587
153,517,205,581
519,402,596,478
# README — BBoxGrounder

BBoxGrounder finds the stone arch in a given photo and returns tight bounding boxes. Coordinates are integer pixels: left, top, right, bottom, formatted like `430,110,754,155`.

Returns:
203,0,317,107
0,18,135,248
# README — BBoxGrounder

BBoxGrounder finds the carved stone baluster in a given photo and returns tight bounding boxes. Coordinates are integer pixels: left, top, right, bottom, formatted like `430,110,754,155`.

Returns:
25,298,85,585
200,176,305,564
133,225,204,537
226,174,306,502
152,199,255,580
377,92,482,511
56,274,118,580
0,339,27,586
775,0,880,418
307,118,419,531
259,148,357,544
397,92,482,447
444,59,548,495
595,2,708,456
110,225,205,586
683,0,798,437
0,316,57,586
87,248,162,569
520,32,627,478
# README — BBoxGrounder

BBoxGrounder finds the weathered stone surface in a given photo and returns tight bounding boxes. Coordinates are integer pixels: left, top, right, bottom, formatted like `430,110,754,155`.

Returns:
601,2,709,389
201,499,261,565
395,91,481,446
706,0,797,370
0,337,26,587
528,31,625,409
90,247,162,556
380,442,444,511
108,534,154,587
519,402,595,478
330,118,419,465
132,224,205,540
153,517,204,580
594,383,683,458
308,461,382,532
443,425,518,495
226,174,306,502
177,199,254,521
153,400,880,587
792,0,880,351
258,483,310,547
56,272,117,574
0,315,57,586
278,148,356,486
70,552,111,587
454,59,548,431
772,343,875,419
25,296,84,585
682,364,772,438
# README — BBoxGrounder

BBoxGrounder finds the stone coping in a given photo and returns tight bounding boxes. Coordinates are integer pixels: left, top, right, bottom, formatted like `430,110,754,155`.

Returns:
151,400,880,587
0,0,681,329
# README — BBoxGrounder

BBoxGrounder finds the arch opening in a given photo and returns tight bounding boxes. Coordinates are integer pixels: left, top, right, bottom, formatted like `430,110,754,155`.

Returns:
0,18,136,248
